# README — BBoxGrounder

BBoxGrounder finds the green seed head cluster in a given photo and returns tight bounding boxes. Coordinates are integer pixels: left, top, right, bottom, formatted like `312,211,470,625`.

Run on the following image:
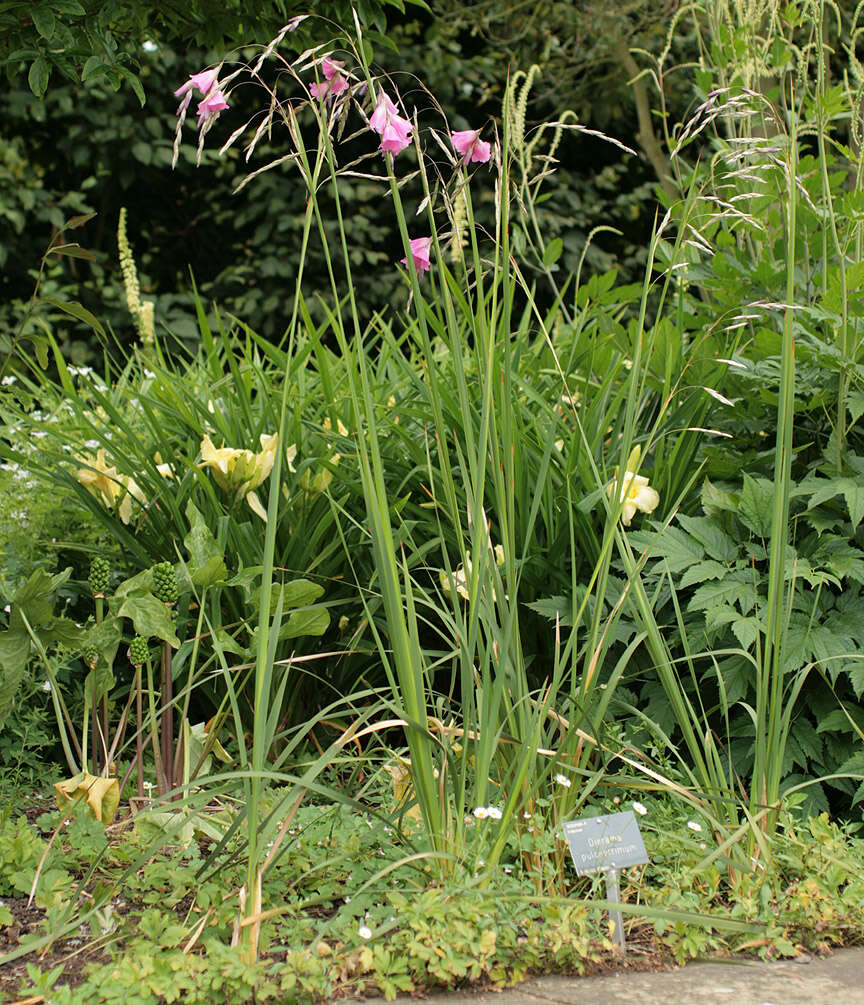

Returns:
128,635,150,667
83,645,99,668
152,562,178,605
88,556,110,597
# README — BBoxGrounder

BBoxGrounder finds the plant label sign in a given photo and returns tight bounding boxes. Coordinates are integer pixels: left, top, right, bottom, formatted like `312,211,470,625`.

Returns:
562,810,649,876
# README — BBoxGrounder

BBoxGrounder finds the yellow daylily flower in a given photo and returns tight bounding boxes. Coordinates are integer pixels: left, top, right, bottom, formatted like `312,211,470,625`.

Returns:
608,469,660,525
76,449,145,525
199,433,278,520
55,771,120,825
440,543,506,600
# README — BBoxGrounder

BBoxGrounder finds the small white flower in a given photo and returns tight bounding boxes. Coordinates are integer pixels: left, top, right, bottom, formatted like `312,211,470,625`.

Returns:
42,680,52,693
358,924,372,939
687,820,702,832
486,806,502,820
1,375,16,385
473,806,489,819
555,773,572,789
523,811,532,820
632,801,647,816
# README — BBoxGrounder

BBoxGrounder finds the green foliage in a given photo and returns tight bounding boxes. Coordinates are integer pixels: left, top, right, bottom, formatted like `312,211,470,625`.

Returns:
0,0,425,99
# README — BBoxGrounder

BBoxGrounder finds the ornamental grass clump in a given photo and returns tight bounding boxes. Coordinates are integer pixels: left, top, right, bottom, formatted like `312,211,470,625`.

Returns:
162,11,706,957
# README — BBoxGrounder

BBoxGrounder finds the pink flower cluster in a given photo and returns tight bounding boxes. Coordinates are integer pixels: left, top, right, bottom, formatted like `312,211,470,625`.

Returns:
370,91,414,155
175,55,495,283
451,129,491,166
174,68,230,125
310,58,349,100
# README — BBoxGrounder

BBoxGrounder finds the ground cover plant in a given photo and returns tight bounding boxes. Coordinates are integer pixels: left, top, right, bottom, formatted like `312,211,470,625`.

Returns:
4,0,864,1001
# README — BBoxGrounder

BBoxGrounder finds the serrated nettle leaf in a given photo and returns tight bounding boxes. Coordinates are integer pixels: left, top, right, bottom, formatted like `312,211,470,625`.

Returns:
117,593,180,648
689,576,757,615
524,596,574,626
738,474,774,537
704,603,740,631
632,525,704,573
677,514,738,563
731,616,760,651
679,559,729,589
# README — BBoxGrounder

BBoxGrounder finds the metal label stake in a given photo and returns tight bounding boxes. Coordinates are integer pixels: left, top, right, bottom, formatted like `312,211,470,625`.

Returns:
604,867,625,951
562,810,649,956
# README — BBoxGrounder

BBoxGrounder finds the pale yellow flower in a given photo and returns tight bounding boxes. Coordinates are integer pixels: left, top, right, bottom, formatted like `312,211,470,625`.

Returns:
199,433,278,520
76,449,145,525
322,416,349,437
440,543,506,600
608,470,660,525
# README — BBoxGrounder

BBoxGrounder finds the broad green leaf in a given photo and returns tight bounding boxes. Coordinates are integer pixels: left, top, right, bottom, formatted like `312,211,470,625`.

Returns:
282,579,325,608
254,579,324,615
39,617,85,649
184,502,227,588
81,55,107,81
116,65,146,107
542,238,563,266
84,663,114,709
42,297,106,337
15,567,72,626
704,603,739,632
112,567,154,602
44,243,96,261
82,615,124,672
847,392,864,426
846,663,864,700
117,593,180,648
133,810,195,848
280,606,330,640
31,7,56,39
28,57,49,97
0,624,31,732
63,214,98,231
